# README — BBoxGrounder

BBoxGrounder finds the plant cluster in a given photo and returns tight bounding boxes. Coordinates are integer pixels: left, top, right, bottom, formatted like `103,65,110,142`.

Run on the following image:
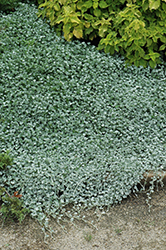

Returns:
0,0,41,13
0,0,20,12
0,3,166,226
37,0,166,68
0,186,29,223
0,151,29,223
0,151,13,170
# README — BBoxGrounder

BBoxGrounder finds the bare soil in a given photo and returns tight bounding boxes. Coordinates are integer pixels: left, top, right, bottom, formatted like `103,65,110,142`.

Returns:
0,186,166,250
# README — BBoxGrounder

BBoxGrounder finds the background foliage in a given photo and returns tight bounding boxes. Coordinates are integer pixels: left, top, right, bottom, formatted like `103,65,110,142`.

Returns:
37,0,166,68
0,0,20,11
0,2,166,226
0,0,41,12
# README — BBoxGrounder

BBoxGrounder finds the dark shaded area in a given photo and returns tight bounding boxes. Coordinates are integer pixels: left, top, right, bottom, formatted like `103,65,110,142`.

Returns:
0,0,39,15
21,0,39,5
75,36,101,48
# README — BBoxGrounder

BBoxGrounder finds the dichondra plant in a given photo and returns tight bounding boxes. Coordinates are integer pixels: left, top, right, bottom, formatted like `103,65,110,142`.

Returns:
0,2,165,228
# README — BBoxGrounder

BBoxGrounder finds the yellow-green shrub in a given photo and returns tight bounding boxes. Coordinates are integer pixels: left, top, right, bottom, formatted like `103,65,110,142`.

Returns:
37,0,166,68
37,0,124,40
98,0,166,68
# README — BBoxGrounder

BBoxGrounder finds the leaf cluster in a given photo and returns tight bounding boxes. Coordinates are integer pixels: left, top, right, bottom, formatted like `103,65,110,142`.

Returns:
0,187,29,223
37,0,166,68
0,151,13,170
0,0,20,12
0,0,42,13
0,152,29,223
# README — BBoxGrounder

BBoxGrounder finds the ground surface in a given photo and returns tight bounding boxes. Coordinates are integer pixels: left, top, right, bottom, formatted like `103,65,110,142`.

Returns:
0,186,166,250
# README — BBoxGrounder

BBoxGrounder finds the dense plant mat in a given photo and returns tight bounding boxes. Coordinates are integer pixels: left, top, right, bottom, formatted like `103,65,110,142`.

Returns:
37,0,166,68
0,3,166,226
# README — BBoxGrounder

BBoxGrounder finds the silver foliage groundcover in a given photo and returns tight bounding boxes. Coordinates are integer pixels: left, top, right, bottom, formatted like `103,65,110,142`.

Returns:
0,3,166,224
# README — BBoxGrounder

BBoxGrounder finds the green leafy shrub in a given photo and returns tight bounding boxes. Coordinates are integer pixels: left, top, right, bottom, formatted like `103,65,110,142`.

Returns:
0,187,29,223
0,151,29,223
37,0,166,68
0,0,41,12
0,0,20,12
98,1,166,68
0,151,13,170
